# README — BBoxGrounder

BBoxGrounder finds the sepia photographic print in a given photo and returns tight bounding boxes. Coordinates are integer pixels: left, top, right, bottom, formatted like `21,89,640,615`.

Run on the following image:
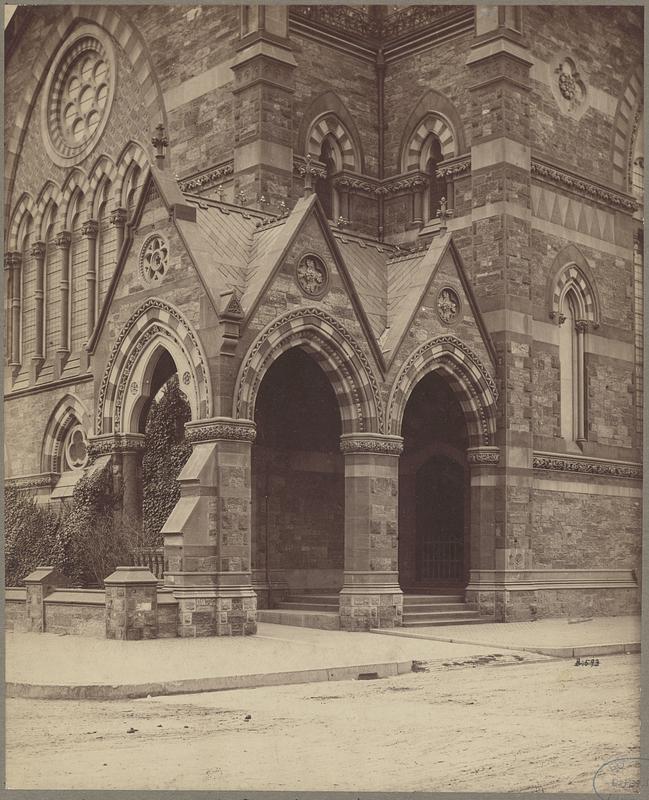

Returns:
3,1,646,796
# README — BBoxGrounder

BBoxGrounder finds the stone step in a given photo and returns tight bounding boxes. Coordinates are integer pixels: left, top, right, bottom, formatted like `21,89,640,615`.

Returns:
402,609,487,625
257,608,340,631
277,601,339,613
403,595,465,606
288,594,340,604
401,603,475,614
402,616,492,627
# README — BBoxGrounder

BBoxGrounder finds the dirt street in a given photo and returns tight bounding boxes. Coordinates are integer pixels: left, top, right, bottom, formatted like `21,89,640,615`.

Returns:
6,653,639,792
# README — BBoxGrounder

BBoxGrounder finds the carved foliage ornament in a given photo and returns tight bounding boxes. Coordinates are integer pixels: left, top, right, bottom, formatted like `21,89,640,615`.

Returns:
533,454,642,480
185,421,257,444
339,436,404,456
140,233,169,284
437,287,461,325
296,254,329,298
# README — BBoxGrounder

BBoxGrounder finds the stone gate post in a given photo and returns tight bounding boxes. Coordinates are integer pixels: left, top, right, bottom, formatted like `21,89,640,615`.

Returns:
339,433,404,631
162,417,257,636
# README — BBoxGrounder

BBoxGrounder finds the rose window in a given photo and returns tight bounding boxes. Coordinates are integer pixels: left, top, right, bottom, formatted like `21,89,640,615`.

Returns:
140,234,169,283
60,54,109,145
64,425,89,471
41,27,115,166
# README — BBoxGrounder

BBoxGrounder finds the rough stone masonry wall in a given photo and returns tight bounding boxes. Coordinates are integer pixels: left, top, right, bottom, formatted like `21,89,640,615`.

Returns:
532,485,641,570
253,449,344,589
128,4,240,178
525,4,643,182
4,378,94,478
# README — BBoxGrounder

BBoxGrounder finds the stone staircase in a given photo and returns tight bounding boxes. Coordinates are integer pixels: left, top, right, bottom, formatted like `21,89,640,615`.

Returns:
256,590,491,630
402,591,489,627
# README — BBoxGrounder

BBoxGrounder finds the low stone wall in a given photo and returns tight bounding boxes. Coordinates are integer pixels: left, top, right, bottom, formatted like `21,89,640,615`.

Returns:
43,590,106,637
5,589,27,632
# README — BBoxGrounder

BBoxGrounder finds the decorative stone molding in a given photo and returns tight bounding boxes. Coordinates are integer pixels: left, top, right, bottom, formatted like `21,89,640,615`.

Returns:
81,219,99,239
87,433,146,459
30,240,46,259
234,307,383,434
296,253,329,298
179,161,234,193
379,173,428,195
96,298,212,435
185,417,257,445
109,207,127,227
5,251,22,269
5,472,59,491
54,230,72,249
332,173,379,195
435,157,471,179
139,233,169,284
339,434,404,456
533,452,642,480
466,446,500,466
293,154,327,180
531,158,638,212
437,287,461,325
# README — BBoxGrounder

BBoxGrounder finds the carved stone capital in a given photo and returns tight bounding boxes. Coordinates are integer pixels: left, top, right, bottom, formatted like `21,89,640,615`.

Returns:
340,434,404,456
55,230,72,249
466,446,500,466
574,319,589,333
81,219,99,240
110,207,128,227
87,433,146,460
185,417,257,444
5,251,22,269
31,241,46,260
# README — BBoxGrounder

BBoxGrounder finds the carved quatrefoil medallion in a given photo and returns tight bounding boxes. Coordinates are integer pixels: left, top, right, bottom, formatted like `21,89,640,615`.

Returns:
296,253,329,298
437,287,461,325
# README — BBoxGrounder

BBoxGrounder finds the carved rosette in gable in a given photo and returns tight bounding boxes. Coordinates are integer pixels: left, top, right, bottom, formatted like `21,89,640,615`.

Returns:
219,290,245,356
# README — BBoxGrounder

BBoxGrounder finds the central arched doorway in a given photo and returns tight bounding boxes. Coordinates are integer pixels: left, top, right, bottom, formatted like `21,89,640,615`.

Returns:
252,347,344,606
399,371,469,591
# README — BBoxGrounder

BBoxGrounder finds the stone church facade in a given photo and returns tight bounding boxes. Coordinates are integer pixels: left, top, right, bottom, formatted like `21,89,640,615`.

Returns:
4,5,643,636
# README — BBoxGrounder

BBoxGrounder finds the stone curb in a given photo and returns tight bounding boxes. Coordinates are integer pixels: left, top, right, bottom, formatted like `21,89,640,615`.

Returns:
369,629,641,658
6,659,415,700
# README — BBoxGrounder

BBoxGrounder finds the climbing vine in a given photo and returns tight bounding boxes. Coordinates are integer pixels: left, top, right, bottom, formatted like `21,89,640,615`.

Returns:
142,376,192,544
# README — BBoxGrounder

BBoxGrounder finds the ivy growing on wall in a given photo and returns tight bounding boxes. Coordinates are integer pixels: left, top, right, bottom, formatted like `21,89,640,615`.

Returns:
142,376,192,545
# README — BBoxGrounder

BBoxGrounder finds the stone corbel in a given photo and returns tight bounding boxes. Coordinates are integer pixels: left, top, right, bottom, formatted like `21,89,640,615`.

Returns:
218,290,245,356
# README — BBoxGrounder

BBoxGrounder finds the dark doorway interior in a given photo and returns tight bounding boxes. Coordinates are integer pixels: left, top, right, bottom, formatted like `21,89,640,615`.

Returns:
252,348,344,600
399,371,469,590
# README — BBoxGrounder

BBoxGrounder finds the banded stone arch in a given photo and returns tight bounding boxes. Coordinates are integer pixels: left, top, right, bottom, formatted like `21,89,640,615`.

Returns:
35,181,63,240
7,193,36,251
306,114,359,172
96,298,212,435
387,336,498,447
88,154,117,219
402,112,457,172
114,140,149,208
41,393,92,473
234,308,383,434
61,170,90,228
5,6,167,217
547,245,601,325
611,66,643,190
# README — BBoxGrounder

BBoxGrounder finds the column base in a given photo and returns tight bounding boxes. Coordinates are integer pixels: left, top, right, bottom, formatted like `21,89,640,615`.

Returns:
339,577,403,631
174,588,257,637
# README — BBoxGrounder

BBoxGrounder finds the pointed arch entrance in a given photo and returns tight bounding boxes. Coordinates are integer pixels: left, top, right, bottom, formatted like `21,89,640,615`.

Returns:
252,347,345,605
399,372,469,589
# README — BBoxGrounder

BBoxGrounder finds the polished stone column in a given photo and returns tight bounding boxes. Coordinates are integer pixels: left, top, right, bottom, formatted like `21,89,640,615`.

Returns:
110,207,127,254
81,219,99,340
339,433,404,631
31,241,46,366
6,251,22,366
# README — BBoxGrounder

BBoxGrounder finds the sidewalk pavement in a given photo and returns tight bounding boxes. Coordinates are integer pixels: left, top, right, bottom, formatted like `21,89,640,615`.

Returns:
5,616,640,700
371,615,641,658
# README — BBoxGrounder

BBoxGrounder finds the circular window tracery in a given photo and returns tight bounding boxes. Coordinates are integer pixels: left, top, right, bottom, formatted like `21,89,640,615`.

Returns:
63,425,89,471
41,26,116,167
139,233,169,284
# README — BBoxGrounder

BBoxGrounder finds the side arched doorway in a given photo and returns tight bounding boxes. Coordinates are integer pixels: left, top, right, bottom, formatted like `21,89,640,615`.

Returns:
399,371,469,591
251,347,344,607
